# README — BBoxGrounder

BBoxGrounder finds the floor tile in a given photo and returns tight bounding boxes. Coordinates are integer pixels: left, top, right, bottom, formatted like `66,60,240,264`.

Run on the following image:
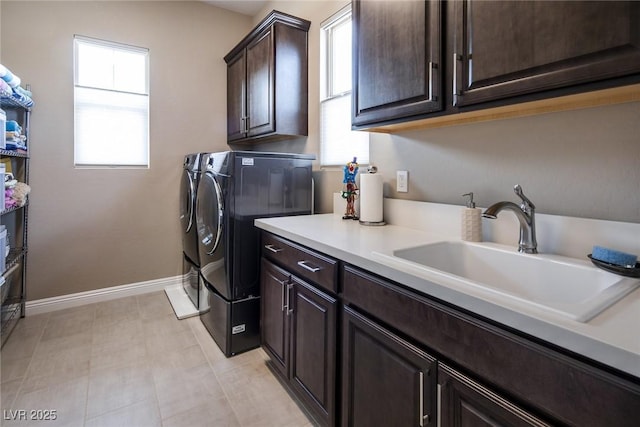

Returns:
21,345,91,394
95,296,139,322
1,325,42,361
32,330,93,359
136,291,174,320
1,355,31,383
85,399,161,427
5,375,88,427
86,362,156,419
40,306,95,342
0,378,23,411
161,398,240,427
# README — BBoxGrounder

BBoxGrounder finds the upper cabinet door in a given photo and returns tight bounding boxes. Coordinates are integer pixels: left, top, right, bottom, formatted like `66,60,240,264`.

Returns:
352,0,442,128
227,51,246,142
452,0,640,107
246,29,275,138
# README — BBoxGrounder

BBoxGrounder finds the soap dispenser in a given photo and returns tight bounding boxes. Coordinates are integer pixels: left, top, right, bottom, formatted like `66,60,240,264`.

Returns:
461,192,482,242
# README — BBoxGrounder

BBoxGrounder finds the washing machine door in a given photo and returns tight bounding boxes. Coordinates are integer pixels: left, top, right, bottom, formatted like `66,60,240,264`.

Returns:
180,169,196,233
196,171,228,297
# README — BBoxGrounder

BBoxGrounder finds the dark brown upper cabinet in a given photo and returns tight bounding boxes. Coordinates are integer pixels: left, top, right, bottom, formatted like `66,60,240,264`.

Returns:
352,0,640,131
452,0,640,107
352,0,442,128
225,11,310,143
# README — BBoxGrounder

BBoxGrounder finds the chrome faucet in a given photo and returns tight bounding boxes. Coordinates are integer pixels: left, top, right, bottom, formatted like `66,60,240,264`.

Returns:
483,185,538,254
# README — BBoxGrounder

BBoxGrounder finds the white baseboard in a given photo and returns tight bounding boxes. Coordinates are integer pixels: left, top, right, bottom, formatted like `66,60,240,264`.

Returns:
26,275,184,316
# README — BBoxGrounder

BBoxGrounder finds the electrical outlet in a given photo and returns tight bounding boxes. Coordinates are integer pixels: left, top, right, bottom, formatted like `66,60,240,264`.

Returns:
397,170,408,192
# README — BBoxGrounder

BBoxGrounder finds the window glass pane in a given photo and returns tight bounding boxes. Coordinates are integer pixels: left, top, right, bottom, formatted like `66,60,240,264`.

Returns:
114,50,147,94
74,87,149,166
330,20,351,95
76,42,114,89
321,95,369,166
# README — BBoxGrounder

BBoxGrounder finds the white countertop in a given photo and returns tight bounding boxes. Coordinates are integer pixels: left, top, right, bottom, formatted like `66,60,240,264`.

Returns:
255,213,640,379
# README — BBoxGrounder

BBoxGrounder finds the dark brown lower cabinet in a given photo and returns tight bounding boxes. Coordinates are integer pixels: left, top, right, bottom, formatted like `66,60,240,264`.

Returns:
438,364,550,427
342,263,640,426
342,306,437,427
261,258,290,378
260,258,337,426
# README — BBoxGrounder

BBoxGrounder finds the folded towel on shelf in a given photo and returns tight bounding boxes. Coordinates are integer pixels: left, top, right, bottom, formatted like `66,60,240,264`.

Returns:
4,188,18,209
9,89,33,107
5,120,21,133
4,141,27,151
0,64,21,88
14,86,31,98
5,131,21,139
0,79,10,94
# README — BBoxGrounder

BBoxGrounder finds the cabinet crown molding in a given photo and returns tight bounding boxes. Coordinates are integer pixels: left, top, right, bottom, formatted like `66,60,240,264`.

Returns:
224,10,311,63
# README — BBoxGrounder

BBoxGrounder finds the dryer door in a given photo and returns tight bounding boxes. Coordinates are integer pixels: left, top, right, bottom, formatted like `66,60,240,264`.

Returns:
180,169,196,233
196,172,229,298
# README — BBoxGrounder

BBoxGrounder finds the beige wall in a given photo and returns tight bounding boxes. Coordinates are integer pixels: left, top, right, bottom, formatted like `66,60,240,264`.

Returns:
1,1,252,300
2,0,638,300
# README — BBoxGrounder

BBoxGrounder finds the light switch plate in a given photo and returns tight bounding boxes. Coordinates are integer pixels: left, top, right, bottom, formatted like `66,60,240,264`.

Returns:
397,170,408,192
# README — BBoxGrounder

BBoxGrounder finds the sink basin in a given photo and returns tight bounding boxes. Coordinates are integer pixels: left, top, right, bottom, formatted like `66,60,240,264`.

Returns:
383,241,639,322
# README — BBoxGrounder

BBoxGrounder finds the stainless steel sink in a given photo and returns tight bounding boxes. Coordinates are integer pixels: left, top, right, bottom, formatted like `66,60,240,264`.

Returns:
380,241,639,322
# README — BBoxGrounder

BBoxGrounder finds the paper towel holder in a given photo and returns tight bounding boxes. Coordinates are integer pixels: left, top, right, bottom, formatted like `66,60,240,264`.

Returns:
359,165,386,226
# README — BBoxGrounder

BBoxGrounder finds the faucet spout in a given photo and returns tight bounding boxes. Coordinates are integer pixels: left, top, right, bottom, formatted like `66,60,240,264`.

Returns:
482,185,538,254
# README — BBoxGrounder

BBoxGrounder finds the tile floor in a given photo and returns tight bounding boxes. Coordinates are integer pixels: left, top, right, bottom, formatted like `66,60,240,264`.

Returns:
0,291,313,427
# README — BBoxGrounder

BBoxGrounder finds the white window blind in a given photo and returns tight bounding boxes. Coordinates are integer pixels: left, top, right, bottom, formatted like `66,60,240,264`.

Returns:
320,6,369,167
74,36,149,167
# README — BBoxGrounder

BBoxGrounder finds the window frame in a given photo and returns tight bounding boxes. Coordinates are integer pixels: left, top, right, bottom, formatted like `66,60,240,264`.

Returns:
73,35,150,169
319,5,369,168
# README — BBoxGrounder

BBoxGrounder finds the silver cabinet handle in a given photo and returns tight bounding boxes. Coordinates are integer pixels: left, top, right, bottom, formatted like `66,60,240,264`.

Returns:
428,61,437,102
264,244,283,253
420,371,425,427
240,117,245,134
297,260,321,273
281,279,286,312
286,283,294,315
452,53,461,104
419,370,430,426
436,383,442,427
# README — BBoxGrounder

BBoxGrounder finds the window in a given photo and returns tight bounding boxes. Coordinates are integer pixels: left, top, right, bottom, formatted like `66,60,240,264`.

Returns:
320,5,369,167
74,36,149,167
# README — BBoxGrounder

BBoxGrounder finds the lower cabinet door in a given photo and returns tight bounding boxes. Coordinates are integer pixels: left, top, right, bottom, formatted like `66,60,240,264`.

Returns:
260,258,290,378
342,306,437,427
289,276,337,426
438,364,550,427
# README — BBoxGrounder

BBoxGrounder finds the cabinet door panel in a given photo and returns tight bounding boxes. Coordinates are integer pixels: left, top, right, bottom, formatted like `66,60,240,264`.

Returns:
290,276,336,425
260,259,289,377
439,364,550,427
353,0,442,127
342,306,436,427
227,51,246,141
246,29,275,137
453,0,640,106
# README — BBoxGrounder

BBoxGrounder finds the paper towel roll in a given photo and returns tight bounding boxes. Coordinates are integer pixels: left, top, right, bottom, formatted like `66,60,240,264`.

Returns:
359,173,384,223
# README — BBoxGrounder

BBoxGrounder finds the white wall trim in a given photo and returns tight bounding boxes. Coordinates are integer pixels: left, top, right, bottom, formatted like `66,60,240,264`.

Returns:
26,275,184,316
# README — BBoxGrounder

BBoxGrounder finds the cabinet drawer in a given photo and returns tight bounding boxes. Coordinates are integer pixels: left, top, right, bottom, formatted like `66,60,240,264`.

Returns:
262,232,338,294
342,264,640,426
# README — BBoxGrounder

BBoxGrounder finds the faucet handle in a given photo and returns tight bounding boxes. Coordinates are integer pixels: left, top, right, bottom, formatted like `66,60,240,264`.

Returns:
514,185,535,210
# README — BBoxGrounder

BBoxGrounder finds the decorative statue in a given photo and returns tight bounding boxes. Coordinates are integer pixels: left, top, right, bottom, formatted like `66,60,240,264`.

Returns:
341,157,359,220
